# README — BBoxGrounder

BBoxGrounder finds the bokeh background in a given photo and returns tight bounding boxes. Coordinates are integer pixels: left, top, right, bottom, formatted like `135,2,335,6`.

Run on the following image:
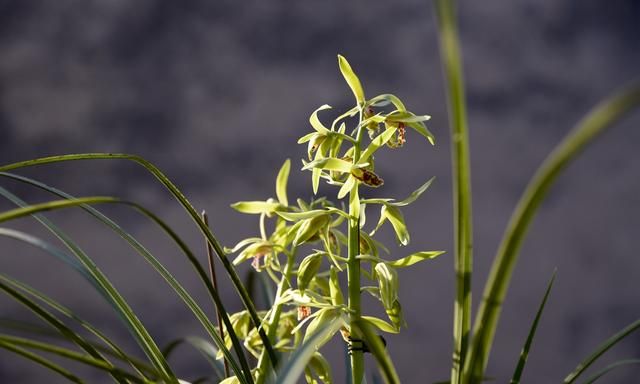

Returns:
1,0,639,382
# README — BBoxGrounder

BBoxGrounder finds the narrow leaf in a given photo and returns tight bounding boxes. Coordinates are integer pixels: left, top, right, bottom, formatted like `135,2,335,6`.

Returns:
564,318,640,383
0,154,279,373
393,177,436,207
386,251,445,268
466,83,640,383
0,339,82,383
510,270,556,384
275,318,344,384
582,359,640,384
163,337,225,381
433,1,474,382
0,176,251,383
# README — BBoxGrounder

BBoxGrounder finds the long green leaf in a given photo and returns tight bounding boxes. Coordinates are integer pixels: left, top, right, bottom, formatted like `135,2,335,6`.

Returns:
0,153,278,370
0,226,177,383
0,274,128,384
273,318,344,384
0,334,146,383
0,175,252,383
564,318,640,383
0,317,158,379
163,337,225,381
433,1,473,382
509,271,556,384
582,359,640,384
0,188,154,379
0,338,82,383
465,84,640,383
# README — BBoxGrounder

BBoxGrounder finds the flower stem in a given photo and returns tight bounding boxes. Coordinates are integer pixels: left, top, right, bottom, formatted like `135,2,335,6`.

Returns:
347,215,363,383
348,106,365,384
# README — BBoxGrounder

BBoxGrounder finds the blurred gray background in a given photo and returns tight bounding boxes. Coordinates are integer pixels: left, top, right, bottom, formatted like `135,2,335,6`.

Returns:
1,0,639,383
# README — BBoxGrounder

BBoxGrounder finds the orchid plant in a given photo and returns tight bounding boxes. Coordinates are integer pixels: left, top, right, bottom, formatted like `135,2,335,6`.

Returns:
225,55,443,383
1,2,639,384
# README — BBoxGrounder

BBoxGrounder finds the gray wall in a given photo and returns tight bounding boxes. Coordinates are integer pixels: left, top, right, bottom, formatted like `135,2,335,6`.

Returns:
1,1,639,382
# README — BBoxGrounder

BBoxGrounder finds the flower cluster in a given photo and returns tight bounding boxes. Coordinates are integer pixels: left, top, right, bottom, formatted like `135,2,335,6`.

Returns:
222,56,443,383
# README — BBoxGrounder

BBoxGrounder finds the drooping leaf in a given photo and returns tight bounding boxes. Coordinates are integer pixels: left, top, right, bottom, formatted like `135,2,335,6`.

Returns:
0,338,82,383
361,316,399,334
386,251,445,268
0,335,145,383
0,154,279,373
275,318,345,384
163,337,225,381
0,226,178,383
564,318,640,383
0,180,251,383
582,359,640,384
303,309,343,349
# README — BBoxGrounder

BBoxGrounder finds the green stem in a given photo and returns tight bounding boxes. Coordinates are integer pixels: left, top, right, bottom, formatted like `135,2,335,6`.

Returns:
255,251,296,384
348,107,365,384
348,217,363,384
433,1,473,383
